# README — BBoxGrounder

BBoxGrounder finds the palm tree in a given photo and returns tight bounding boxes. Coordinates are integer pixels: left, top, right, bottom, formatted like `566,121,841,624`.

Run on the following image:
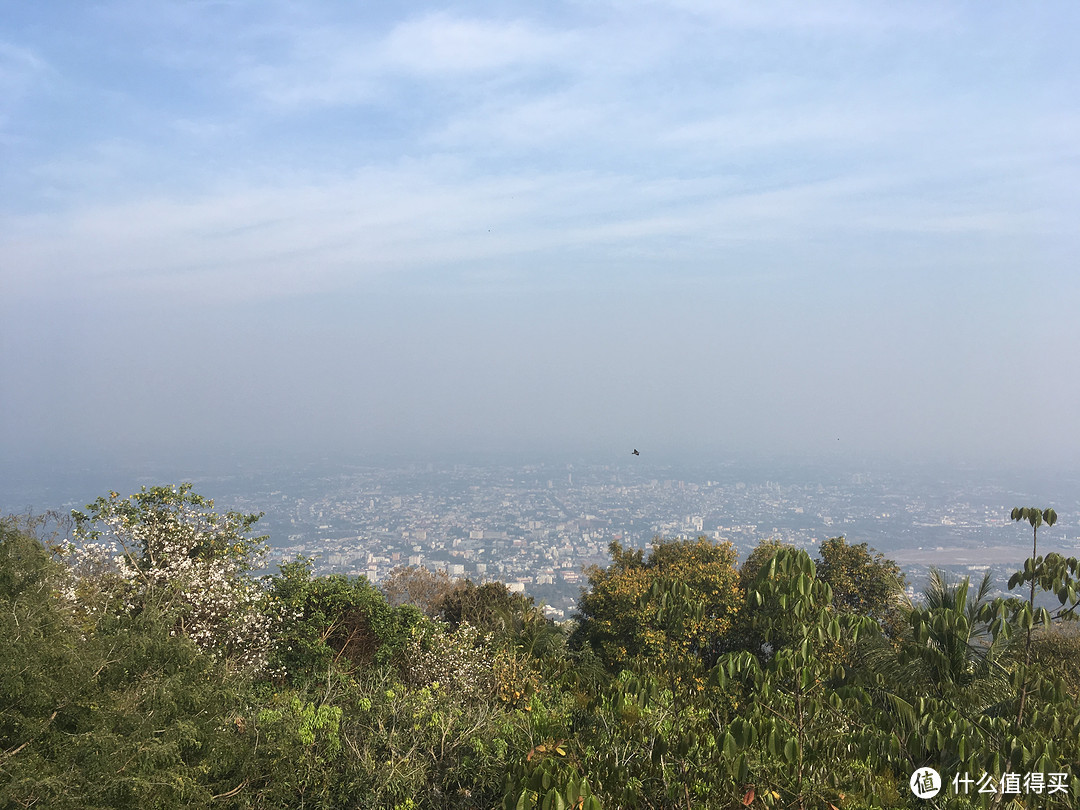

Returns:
490,600,568,661
860,569,1012,709
908,569,1011,697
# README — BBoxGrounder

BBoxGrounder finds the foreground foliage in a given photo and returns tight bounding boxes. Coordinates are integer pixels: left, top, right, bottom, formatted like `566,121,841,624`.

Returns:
2,488,1078,809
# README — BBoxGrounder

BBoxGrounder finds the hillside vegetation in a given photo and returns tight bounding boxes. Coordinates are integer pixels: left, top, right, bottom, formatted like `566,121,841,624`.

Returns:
2,486,1078,809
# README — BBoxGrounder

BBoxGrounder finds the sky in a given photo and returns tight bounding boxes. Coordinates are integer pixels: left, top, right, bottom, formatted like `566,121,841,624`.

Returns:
2,0,1079,478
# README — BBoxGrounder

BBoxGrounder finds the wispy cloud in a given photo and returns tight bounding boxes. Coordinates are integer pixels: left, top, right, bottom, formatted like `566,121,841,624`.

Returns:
234,12,579,108
382,13,575,76
4,151,1054,308
3,1,1078,303
0,40,51,134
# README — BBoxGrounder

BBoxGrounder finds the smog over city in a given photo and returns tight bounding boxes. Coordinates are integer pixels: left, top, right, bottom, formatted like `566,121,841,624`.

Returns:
4,2,1080,479
5,0,1080,584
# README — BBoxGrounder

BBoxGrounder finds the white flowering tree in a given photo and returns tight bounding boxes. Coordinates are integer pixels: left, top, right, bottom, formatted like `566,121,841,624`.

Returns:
401,619,496,701
67,484,274,673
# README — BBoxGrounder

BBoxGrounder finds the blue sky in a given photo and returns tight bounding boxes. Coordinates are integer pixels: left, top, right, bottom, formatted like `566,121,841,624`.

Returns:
2,1,1079,472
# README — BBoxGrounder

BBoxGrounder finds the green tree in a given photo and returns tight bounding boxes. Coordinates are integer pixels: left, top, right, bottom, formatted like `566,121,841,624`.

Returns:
739,538,789,591
816,536,907,638
436,578,536,634
728,538,794,658
1028,623,1080,700
253,692,345,809
0,517,92,805
1009,506,1058,724
572,537,741,675
856,562,1080,808
715,547,881,809
0,516,253,809
904,569,1010,701
267,557,421,685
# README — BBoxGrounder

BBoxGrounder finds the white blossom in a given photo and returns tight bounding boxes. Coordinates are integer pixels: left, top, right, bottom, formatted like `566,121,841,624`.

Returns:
65,484,276,674
401,620,495,701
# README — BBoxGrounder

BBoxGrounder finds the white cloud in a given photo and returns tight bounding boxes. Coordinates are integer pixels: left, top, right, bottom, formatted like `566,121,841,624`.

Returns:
4,3,1077,305
0,41,51,133
235,12,579,108
381,13,573,75
5,146,1055,309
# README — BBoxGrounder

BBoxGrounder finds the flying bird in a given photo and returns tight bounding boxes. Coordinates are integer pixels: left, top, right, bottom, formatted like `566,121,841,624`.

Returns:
631,449,639,456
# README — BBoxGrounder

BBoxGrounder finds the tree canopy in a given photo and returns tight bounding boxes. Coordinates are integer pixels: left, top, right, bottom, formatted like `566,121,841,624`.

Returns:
572,536,742,672
3,488,1079,809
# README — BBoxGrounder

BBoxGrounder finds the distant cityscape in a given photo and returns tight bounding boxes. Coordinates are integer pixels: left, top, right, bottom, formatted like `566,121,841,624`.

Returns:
8,458,1080,618
202,459,1080,617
